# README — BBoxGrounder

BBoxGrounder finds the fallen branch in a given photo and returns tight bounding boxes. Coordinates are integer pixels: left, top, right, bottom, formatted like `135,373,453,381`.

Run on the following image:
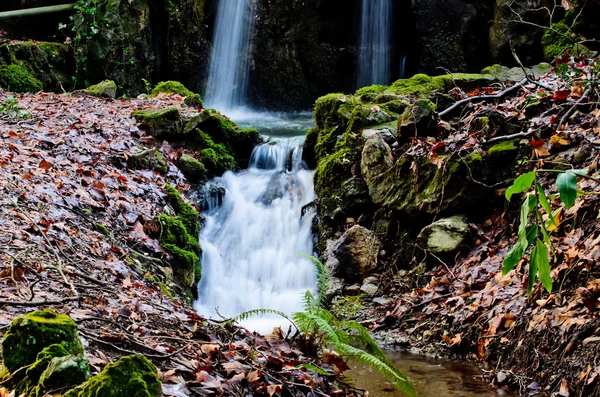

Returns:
510,42,553,91
0,296,81,306
0,3,75,20
486,131,534,144
439,78,528,118
559,84,594,127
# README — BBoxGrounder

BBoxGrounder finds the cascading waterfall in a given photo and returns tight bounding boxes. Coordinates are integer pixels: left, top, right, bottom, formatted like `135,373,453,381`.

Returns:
204,0,255,111
194,137,317,333
357,0,393,87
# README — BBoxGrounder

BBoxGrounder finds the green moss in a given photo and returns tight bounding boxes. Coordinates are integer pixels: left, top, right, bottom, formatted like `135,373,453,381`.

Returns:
332,295,366,320
542,22,574,60
32,355,90,396
62,355,162,397
178,154,206,183
163,184,200,237
132,107,180,125
488,139,519,155
380,100,409,114
1,310,84,373
150,81,203,107
95,223,110,236
126,149,168,174
25,344,70,385
82,80,117,98
201,147,236,174
0,64,43,93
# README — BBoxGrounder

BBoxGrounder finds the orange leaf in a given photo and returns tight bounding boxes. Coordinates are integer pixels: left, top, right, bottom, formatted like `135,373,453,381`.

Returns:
530,138,546,148
533,145,551,158
39,159,53,170
553,90,571,101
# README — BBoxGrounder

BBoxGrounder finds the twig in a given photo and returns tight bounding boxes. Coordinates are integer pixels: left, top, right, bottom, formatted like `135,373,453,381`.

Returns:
510,42,553,91
28,277,42,301
559,84,594,127
0,296,81,306
80,330,188,360
440,78,528,118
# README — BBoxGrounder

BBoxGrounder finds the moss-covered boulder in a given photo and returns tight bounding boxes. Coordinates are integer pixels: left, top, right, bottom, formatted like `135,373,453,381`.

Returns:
0,64,42,93
80,80,117,98
33,355,91,396
151,81,203,107
0,41,74,92
126,149,168,174
153,185,201,294
398,99,438,140
417,215,469,254
63,355,161,397
1,310,84,373
132,107,182,140
178,154,206,182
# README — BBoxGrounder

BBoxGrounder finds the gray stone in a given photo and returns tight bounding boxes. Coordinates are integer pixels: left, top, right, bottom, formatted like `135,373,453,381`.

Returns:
361,135,394,186
417,215,469,254
372,297,391,306
362,128,396,146
497,371,508,385
360,283,378,296
325,225,381,283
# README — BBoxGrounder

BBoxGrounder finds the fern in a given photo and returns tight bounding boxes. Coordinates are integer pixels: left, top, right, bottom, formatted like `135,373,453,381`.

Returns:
226,256,417,397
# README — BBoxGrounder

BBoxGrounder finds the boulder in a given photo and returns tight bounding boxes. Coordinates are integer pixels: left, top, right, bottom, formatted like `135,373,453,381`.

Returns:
127,149,168,174
398,99,438,140
80,80,117,98
178,154,206,183
361,135,394,185
132,108,182,140
325,225,381,283
258,172,303,205
1,309,84,373
417,215,469,254
63,355,162,397
151,81,203,107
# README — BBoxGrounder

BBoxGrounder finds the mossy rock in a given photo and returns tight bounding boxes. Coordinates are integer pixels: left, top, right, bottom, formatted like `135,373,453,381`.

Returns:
1,310,84,374
0,64,42,93
398,99,438,140
132,107,183,139
178,154,206,183
0,41,74,92
163,184,200,237
126,149,168,174
63,355,162,397
33,355,91,396
151,81,203,107
80,80,117,98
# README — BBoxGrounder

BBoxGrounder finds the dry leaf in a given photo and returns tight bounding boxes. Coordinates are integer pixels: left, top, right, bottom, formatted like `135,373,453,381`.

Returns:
550,134,570,147
533,145,551,158
558,378,570,397
267,384,282,397
39,159,53,170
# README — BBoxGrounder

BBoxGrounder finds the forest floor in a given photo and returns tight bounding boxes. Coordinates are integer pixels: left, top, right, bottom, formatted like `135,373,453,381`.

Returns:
0,90,355,397
355,58,600,396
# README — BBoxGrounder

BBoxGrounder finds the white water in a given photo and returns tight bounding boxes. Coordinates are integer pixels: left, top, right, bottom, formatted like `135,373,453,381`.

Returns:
357,0,393,87
204,0,255,111
194,136,317,334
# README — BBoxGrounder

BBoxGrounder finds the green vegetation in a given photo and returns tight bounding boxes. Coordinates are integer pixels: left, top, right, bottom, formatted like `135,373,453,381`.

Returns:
504,168,589,295
0,64,43,93
126,149,168,174
0,97,29,120
151,81,203,107
81,80,117,98
228,257,417,397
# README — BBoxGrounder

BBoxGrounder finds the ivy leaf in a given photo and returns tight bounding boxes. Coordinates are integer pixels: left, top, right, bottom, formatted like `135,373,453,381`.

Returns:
557,171,578,209
506,171,536,201
532,239,552,293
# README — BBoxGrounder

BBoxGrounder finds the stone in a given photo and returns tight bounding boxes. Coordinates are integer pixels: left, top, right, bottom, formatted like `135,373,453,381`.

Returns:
361,135,394,186
398,99,438,141
344,285,361,295
325,225,381,283
372,297,391,306
497,371,508,385
80,80,117,98
127,149,168,174
362,128,396,147
417,215,469,254
63,355,162,397
258,172,303,205
132,108,182,140
150,81,203,108
360,283,378,296
178,154,206,183
36,355,91,394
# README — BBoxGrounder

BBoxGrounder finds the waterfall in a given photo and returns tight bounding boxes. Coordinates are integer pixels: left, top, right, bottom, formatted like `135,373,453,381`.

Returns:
204,0,255,111
357,0,393,88
194,137,317,333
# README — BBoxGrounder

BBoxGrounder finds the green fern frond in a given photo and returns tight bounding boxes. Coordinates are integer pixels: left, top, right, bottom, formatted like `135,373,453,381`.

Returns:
225,308,294,327
338,320,385,359
300,254,329,307
293,311,340,344
338,343,417,397
302,290,317,313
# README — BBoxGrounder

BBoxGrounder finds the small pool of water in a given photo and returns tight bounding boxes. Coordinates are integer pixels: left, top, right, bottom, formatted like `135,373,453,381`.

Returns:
228,109,315,138
348,351,507,397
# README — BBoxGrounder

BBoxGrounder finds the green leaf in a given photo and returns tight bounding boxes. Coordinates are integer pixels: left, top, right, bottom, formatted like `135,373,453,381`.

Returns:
557,171,578,209
506,171,536,201
503,225,537,274
536,183,556,227
532,239,552,293
295,363,330,376
518,194,536,238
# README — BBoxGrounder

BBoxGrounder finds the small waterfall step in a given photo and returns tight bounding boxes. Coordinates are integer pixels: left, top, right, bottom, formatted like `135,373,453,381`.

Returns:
194,137,316,334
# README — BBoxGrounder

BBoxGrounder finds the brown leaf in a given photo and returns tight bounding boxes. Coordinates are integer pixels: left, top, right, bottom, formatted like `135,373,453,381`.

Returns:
201,344,220,356
39,159,53,170
246,370,261,384
267,384,282,397
558,378,570,397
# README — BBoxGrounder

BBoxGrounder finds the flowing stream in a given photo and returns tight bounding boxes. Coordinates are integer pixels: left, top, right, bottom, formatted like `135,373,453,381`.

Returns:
194,114,317,334
357,0,393,87
204,0,255,111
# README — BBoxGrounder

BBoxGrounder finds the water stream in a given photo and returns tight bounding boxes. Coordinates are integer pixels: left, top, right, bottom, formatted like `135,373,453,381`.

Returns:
204,0,255,111
357,0,393,87
193,114,317,334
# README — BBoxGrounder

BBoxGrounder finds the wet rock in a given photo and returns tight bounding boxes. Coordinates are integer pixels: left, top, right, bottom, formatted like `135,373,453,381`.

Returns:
362,127,396,146
360,283,378,296
151,81,203,107
398,99,439,141
417,215,469,254
325,225,380,283
373,297,391,306
361,135,394,185
178,154,206,183
132,108,182,140
258,172,303,205
196,184,226,211
127,149,168,174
